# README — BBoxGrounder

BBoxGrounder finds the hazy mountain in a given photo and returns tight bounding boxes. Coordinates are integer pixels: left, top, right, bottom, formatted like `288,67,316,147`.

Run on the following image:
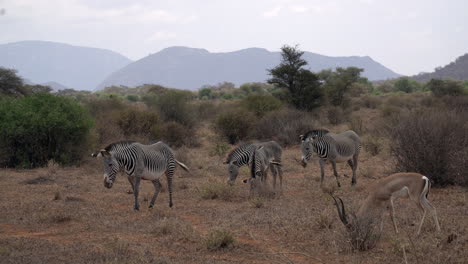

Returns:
412,53,468,82
41,81,69,92
98,46,401,90
0,41,132,90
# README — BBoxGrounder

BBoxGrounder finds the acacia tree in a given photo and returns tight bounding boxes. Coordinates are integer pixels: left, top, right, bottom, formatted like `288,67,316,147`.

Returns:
320,67,364,107
0,67,29,97
267,45,323,111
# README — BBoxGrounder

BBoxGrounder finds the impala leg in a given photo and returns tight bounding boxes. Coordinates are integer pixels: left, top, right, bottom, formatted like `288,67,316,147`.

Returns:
319,159,325,187
149,179,162,208
390,197,399,233
420,196,441,233
331,161,341,188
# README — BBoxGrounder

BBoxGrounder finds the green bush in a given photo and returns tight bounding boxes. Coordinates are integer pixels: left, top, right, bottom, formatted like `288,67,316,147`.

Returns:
427,79,464,97
205,230,235,251
326,106,349,125
242,95,283,117
215,110,255,144
0,93,93,168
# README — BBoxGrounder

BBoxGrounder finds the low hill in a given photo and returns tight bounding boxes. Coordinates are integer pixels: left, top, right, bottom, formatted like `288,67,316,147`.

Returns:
98,47,401,90
0,41,132,90
412,53,468,82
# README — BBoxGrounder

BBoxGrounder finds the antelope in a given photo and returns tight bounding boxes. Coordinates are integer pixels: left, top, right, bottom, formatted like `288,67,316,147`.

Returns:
331,172,441,235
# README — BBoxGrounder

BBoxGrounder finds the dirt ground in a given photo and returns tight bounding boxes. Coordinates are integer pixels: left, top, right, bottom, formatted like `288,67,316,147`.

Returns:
1,131,467,263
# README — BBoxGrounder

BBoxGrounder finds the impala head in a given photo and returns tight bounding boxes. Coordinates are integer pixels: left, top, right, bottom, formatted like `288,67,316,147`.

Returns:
92,149,120,189
330,195,355,230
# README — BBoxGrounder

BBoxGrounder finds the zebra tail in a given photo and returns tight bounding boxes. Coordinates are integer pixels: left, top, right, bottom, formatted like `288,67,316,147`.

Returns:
175,159,190,172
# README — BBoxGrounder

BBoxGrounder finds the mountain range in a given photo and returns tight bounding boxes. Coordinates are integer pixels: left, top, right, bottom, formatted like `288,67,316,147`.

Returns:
98,47,401,90
1,41,403,91
412,53,468,83
0,41,131,90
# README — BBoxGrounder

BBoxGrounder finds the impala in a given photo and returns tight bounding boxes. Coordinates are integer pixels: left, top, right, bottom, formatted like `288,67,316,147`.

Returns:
331,172,441,235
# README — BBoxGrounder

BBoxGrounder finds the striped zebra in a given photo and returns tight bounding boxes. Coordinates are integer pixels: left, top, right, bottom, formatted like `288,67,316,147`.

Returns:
92,141,189,210
300,129,360,187
243,146,282,193
223,141,283,188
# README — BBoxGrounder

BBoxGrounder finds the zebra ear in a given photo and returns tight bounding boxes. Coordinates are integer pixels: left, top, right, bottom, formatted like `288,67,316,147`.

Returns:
100,149,111,157
299,134,304,141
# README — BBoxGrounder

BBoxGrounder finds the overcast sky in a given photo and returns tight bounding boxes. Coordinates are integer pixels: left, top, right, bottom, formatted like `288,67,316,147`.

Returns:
1,0,467,75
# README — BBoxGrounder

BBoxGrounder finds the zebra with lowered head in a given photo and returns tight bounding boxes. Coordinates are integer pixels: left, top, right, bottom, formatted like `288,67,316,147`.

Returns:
92,141,189,210
223,141,283,189
300,129,360,187
243,145,282,194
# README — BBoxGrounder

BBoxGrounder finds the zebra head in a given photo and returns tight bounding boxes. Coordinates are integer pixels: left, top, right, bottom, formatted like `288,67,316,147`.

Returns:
299,135,313,168
92,149,120,189
226,163,240,185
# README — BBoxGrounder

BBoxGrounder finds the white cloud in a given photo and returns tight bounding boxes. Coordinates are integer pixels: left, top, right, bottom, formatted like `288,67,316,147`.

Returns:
290,6,308,13
262,6,282,17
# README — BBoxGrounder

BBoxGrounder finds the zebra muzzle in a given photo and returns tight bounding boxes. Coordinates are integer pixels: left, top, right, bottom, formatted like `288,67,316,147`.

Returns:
103,179,113,189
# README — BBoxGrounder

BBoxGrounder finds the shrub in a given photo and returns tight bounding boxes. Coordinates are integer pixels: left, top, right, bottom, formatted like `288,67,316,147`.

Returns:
205,230,235,251
252,108,316,146
348,115,364,135
387,109,468,186
158,121,198,148
427,79,464,97
117,108,159,138
215,110,255,144
242,95,283,117
326,106,349,125
362,136,384,156
360,95,382,109
344,214,381,251
0,93,93,168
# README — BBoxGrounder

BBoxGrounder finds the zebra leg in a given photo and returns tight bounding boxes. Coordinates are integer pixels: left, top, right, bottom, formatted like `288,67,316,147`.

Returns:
269,165,277,189
331,161,341,188
278,165,283,190
319,159,326,187
127,175,135,194
351,154,358,185
165,170,174,208
149,179,162,208
133,176,141,211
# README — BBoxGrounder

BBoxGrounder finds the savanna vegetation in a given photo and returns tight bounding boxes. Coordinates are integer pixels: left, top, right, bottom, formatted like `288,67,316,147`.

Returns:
0,46,467,263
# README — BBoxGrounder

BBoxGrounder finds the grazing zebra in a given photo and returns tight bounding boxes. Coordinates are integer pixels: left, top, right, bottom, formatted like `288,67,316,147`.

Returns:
243,146,282,193
92,141,189,210
224,141,283,188
300,129,360,187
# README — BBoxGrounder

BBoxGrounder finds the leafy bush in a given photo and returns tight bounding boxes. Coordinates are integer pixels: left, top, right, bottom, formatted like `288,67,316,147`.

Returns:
427,79,465,97
0,93,93,168
242,95,283,117
252,108,316,146
362,136,384,156
215,110,255,144
387,109,468,186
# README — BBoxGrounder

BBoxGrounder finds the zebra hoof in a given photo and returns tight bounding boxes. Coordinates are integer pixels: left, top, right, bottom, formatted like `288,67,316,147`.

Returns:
169,202,173,208
134,206,140,211
127,190,134,194
149,204,154,209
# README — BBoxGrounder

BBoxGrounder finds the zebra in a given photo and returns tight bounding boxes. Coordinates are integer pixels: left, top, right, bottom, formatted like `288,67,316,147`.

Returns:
243,146,282,193
92,141,189,210
223,141,283,189
300,129,360,187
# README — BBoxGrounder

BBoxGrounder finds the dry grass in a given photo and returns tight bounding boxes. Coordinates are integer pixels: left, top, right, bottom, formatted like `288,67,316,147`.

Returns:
0,107,467,263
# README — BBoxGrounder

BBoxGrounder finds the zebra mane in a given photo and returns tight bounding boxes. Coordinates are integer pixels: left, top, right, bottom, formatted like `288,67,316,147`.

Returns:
225,142,254,164
303,129,330,139
104,140,136,152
